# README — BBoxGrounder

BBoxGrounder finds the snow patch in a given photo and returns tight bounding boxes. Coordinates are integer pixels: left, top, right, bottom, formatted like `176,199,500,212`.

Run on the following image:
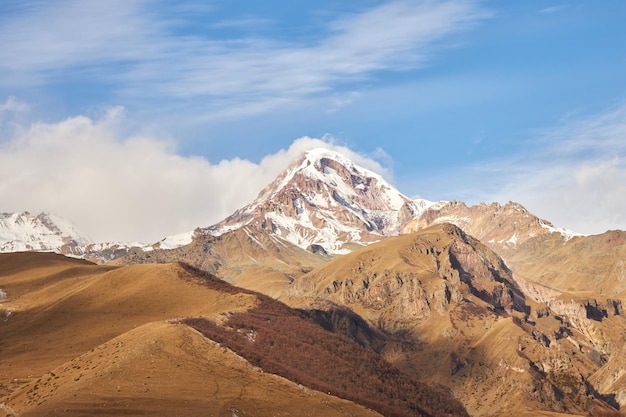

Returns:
540,221,585,241
0,289,6,299
157,230,195,250
506,234,518,245
432,215,473,226
243,227,267,250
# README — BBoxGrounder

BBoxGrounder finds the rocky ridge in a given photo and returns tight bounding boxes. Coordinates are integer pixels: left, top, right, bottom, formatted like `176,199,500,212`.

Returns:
402,200,581,259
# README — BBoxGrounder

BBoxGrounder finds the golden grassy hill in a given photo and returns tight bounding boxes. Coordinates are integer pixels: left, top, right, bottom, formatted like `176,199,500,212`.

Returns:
4,321,383,417
0,253,256,385
0,252,469,417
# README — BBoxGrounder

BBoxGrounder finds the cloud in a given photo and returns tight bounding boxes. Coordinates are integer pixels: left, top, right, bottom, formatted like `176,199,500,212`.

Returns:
539,5,567,14
0,1,489,121
477,104,626,234
0,108,390,243
0,96,30,114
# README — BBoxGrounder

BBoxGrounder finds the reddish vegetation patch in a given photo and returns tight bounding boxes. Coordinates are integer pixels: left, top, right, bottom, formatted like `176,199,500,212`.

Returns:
179,294,468,417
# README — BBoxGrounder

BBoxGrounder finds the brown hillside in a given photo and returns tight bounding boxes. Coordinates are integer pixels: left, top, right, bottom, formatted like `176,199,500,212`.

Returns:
0,252,468,417
182,296,470,417
0,255,257,388
508,230,626,297
505,230,626,409
288,224,620,416
113,225,328,296
5,321,383,417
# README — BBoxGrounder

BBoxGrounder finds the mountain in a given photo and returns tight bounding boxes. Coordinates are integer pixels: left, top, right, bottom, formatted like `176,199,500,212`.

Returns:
0,211,91,252
402,200,581,260
111,147,439,290
0,252,468,417
0,211,149,263
4,148,626,416
287,224,620,416
401,199,626,410
206,148,434,254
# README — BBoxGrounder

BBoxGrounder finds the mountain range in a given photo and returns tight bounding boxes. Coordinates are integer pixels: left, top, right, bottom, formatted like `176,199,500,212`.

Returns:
1,148,625,417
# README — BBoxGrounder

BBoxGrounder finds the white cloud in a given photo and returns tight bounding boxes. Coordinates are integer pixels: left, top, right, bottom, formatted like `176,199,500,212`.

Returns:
479,104,626,234
0,108,389,243
0,96,30,114
539,5,567,14
0,1,488,120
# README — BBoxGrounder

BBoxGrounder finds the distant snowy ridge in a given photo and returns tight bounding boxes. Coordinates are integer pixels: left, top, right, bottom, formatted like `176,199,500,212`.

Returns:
0,211,91,252
0,211,151,261
154,230,197,250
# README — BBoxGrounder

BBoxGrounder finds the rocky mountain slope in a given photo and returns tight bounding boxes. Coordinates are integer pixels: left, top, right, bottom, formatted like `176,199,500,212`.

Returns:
0,252,467,417
287,224,620,416
503,229,626,409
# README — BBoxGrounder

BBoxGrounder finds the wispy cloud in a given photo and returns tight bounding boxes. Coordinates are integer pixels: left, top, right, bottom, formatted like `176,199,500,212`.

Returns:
0,96,30,115
539,5,568,14
210,16,275,30
476,104,626,234
0,106,389,243
0,0,489,120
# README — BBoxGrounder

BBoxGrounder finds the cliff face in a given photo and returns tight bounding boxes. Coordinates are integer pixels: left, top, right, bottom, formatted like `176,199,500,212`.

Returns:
293,223,524,332
288,223,619,416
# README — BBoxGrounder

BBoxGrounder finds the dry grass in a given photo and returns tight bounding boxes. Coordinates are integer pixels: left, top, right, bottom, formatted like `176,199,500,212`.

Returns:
6,321,383,417
0,252,456,417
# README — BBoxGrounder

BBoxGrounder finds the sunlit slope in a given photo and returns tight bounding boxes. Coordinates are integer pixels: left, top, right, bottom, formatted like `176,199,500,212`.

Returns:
5,321,383,417
0,253,257,387
0,252,469,417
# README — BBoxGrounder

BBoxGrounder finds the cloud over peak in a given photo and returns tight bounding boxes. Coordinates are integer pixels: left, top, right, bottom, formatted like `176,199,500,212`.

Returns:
0,106,390,243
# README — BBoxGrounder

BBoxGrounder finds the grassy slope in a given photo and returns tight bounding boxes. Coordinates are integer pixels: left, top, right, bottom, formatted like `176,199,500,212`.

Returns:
1,252,469,417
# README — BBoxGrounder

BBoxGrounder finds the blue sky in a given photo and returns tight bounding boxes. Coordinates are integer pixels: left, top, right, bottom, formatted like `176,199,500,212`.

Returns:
0,1,625,242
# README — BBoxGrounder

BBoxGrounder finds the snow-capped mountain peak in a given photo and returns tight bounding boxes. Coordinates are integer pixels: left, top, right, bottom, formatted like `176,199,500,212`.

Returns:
207,148,434,253
0,211,91,252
